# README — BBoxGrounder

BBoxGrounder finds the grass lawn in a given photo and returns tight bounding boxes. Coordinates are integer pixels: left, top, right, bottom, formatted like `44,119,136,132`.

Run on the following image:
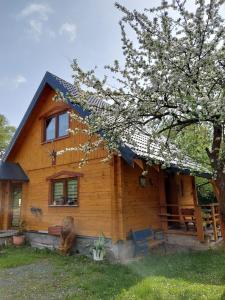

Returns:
0,246,224,300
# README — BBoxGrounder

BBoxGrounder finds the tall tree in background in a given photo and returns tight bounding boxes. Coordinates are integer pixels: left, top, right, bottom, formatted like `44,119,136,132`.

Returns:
0,114,15,159
175,124,216,204
64,0,225,243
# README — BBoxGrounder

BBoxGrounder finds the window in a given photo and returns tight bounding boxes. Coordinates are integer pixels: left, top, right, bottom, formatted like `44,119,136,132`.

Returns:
44,111,69,142
51,178,78,206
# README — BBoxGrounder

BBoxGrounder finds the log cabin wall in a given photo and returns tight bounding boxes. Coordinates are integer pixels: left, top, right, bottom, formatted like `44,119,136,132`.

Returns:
5,85,113,238
121,161,162,237
0,182,3,228
1,83,198,242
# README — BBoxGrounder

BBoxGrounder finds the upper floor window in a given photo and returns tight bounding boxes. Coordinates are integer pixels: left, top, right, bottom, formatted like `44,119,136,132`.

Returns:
45,111,69,142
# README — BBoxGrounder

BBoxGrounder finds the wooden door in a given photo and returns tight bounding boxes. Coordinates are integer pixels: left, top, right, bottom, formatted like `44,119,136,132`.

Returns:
10,183,22,227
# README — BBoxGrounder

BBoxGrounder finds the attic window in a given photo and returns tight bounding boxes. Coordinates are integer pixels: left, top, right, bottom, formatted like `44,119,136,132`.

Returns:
44,111,69,142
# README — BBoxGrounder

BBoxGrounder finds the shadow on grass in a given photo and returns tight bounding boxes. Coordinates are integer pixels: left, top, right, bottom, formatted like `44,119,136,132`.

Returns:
128,247,225,286
116,247,225,300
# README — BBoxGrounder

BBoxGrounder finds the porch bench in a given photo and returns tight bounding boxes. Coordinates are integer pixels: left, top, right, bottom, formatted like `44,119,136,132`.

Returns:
132,228,165,256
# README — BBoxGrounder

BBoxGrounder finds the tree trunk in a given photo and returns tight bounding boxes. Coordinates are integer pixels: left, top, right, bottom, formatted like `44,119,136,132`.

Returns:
211,179,225,249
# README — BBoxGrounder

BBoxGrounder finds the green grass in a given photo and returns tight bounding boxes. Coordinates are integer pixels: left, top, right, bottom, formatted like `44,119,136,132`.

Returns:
0,246,51,269
0,246,224,299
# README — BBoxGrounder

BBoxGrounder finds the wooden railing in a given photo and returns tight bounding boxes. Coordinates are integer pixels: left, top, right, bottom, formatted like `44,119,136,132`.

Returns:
159,203,221,242
200,203,221,242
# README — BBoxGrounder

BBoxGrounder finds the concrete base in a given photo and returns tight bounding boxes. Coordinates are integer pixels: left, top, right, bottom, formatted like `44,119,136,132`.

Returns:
25,231,135,262
25,231,114,257
166,233,223,251
24,231,223,261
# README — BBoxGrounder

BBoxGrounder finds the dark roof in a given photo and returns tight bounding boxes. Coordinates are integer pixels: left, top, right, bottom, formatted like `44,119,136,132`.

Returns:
2,71,211,178
2,71,135,166
0,162,29,181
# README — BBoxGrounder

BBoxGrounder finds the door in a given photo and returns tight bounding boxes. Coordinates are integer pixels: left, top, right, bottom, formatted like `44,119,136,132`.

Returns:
11,183,22,227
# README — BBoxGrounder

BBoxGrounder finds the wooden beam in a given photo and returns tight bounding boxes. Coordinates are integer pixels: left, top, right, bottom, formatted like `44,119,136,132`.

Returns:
153,165,160,172
2,181,11,230
0,182,3,229
133,159,145,170
192,177,204,242
158,170,168,232
110,156,126,242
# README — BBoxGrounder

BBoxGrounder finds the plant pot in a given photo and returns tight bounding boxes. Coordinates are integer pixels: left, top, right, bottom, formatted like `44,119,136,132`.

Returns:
93,249,104,261
13,235,25,246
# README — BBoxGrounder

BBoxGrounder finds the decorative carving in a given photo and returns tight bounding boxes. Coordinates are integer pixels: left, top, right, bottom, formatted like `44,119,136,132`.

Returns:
58,216,76,255
49,149,57,166
39,104,70,119
46,171,83,181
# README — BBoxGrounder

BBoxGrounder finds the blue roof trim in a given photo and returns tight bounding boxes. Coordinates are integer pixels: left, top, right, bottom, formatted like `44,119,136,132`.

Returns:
120,145,137,166
3,71,134,166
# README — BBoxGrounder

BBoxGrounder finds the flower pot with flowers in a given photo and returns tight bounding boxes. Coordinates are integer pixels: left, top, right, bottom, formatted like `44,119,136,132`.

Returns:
13,220,26,246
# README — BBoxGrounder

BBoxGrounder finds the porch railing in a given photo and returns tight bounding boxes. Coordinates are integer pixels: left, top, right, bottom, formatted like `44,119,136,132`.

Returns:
159,203,221,242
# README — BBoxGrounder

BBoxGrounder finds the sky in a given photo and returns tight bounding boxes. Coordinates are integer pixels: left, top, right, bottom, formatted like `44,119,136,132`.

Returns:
0,0,158,127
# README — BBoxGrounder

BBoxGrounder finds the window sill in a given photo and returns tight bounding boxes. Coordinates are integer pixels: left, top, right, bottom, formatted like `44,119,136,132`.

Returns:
41,134,69,145
48,205,79,207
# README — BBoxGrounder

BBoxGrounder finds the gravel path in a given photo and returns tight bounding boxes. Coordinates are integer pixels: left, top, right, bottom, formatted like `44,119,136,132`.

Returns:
0,261,77,300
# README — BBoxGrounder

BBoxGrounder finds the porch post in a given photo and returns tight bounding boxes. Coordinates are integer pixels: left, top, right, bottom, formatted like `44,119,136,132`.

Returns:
111,156,126,242
0,181,3,228
192,177,205,242
2,181,11,230
159,170,168,232
194,206,205,242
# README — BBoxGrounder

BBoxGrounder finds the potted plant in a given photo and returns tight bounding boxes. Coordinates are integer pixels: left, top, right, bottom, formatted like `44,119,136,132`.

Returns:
91,234,106,261
13,220,26,246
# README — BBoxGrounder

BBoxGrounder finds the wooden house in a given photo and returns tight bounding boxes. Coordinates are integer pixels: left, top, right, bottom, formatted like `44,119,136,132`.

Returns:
0,72,222,258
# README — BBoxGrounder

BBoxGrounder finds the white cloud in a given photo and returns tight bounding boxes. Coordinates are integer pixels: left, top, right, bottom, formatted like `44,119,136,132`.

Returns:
59,22,77,42
18,3,54,42
0,75,27,89
14,75,27,88
29,19,43,41
19,3,53,21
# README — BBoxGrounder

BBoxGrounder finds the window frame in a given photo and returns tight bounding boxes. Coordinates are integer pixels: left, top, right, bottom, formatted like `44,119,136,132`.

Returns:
47,171,83,208
43,110,70,143
50,177,79,207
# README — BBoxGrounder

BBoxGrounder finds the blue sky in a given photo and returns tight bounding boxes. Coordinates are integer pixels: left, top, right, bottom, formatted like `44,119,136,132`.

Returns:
0,0,157,127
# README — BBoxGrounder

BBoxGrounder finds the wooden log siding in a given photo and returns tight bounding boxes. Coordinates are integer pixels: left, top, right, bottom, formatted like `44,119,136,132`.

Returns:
1,181,11,230
0,182,3,228
122,162,162,236
5,86,112,238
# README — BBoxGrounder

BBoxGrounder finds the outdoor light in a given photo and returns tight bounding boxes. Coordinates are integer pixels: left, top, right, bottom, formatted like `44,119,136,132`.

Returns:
139,175,147,187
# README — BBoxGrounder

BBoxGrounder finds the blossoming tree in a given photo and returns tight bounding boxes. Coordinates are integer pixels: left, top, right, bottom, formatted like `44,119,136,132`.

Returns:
66,0,225,243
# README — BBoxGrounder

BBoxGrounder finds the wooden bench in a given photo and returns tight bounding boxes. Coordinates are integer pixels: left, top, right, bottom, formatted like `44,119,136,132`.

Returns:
132,228,165,256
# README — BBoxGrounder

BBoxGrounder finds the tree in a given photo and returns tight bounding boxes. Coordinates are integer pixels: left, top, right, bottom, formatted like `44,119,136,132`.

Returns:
0,115,16,159
60,0,225,243
174,124,216,204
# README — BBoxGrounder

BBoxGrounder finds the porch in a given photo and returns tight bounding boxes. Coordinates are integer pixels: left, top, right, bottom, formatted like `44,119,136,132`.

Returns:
0,162,29,230
159,203,222,243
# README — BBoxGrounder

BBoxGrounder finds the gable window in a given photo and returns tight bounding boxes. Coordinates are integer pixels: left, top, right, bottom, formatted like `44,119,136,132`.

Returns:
44,111,69,142
52,178,78,206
